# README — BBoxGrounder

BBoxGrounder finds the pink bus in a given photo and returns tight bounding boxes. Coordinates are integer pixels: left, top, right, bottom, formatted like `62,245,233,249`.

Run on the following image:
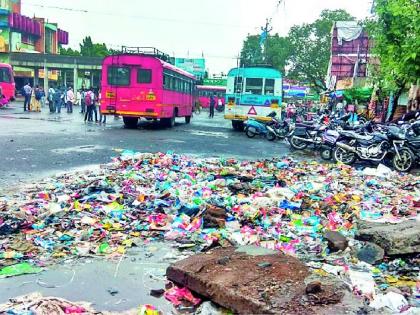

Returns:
197,85,226,108
0,63,15,107
101,49,196,128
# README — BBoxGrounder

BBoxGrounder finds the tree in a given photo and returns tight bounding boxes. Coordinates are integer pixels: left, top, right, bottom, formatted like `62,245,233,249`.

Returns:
240,35,264,67
368,0,420,118
240,34,290,73
59,47,80,56
286,9,355,91
79,36,110,57
239,9,354,91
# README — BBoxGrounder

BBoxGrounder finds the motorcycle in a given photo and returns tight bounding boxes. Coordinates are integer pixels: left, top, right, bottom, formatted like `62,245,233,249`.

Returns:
333,125,414,172
244,117,276,141
402,121,420,166
287,115,329,150
266,117,293,141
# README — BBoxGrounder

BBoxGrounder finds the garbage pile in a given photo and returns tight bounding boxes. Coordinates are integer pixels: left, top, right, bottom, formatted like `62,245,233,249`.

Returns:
0,292,161,315
0,151,419,313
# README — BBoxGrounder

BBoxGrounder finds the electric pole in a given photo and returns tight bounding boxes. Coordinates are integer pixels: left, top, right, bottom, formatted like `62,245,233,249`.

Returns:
261,18,273,62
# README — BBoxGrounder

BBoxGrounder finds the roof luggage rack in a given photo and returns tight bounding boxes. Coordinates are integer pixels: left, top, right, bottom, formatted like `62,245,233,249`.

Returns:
119,46,174,64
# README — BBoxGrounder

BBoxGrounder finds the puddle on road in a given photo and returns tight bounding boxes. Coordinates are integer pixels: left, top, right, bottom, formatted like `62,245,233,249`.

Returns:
51,145,110,154
0,242,180,313
188,130,229,139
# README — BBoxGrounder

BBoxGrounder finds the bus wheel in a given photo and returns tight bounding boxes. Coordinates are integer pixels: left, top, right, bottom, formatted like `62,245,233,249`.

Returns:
232,120,244,131
185,116,191,124
123,117,138,129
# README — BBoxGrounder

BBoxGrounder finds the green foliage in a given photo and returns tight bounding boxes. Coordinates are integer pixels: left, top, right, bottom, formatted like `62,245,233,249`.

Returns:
240,35,264,67
239,9,355,92
80,36,110,57
59,47,80,56
60,36,113,57
368,0,420,90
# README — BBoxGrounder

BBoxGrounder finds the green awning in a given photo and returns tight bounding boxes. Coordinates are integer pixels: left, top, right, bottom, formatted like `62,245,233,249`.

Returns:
45,23,57,31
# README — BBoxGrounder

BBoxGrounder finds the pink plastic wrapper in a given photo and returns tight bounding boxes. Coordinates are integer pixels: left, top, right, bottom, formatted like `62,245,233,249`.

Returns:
164,286,201,306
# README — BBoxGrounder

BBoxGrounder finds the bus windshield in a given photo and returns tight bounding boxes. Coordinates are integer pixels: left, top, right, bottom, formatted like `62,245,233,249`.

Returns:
0,67,12,83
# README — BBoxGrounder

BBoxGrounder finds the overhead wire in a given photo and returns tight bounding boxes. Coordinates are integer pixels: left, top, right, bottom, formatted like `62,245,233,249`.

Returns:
21,1,248,30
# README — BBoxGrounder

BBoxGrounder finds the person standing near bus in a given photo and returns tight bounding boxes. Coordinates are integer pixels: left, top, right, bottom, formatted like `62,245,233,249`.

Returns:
23,82,32,111
209,95,215,118
97,89,106,124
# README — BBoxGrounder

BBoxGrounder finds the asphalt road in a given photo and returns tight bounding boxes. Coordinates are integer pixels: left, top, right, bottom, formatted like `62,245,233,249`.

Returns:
0,102,296,193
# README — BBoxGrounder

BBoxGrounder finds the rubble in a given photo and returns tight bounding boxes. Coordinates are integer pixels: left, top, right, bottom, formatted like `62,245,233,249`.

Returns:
167,246,360,314
0,151,418,313
356,220,420,255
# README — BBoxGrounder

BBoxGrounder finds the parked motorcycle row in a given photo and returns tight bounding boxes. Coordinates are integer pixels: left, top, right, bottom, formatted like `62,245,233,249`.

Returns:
244,113,420,172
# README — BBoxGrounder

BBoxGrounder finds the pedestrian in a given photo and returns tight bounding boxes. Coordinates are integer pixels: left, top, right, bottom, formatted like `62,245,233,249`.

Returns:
66,87,75,113
80,89,86,114
32,85,42,112
75,89,81,110
53,88,62,113
48,86,55,113
40,87,46,108
217,98,223,112
98,89,106,124
23,82,32,111
209,95,215,118
92,89,99,123
84,89,95,122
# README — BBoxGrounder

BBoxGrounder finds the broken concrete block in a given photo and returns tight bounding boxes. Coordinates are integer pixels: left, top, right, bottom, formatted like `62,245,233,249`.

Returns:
324,231,348,252
167,246,359,314
203,205,226,228
356,220,420,255
356,242,385,264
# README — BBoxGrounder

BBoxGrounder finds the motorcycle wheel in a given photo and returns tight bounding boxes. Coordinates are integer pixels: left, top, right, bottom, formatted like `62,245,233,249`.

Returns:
320,148,333,160
289,136,308,150
266,131,276,141
246,126,258,138
392,148,414,172
333,146,357,165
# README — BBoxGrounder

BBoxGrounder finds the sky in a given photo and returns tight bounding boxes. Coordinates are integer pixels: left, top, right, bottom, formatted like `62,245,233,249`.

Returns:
21,0,373,76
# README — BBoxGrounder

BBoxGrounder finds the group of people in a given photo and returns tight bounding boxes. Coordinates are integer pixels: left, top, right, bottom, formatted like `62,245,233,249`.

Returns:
22,83,106,124
22,83,46,112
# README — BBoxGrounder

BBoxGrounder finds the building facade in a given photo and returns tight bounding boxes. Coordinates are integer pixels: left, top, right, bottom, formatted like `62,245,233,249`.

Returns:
0,0,69,87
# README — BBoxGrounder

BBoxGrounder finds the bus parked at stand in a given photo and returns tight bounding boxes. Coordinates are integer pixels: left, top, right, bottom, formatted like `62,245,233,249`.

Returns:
197,85,226,109
0,63,15,107
224,66,282,130
100,47,196,128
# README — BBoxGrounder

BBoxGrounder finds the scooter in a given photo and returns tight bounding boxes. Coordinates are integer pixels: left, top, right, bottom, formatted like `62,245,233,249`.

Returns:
244,118,276,141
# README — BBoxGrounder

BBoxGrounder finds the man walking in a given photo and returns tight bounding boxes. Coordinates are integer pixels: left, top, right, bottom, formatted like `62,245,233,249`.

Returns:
23,82,32,111
66,87,75,113
209,95,215,119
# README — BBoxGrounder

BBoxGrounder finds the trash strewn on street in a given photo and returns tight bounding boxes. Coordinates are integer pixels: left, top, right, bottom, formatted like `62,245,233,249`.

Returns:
0,151,419,314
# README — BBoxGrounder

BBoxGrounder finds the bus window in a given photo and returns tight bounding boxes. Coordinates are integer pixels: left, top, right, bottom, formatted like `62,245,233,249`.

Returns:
108,66,130,86
137,69,152,84
234,77,243,93
245,78,263,95
0,68,12,83
264,79,275,95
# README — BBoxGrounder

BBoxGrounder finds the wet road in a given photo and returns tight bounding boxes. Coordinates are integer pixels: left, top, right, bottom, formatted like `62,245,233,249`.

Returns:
0,102,292,193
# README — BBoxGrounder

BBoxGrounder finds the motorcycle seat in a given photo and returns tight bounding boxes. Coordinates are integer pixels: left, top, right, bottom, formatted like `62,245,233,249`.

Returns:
341,130,373,141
